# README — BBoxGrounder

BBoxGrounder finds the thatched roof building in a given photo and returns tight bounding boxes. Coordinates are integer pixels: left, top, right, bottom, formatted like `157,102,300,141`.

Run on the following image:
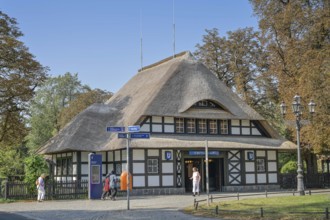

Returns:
38,51,295,155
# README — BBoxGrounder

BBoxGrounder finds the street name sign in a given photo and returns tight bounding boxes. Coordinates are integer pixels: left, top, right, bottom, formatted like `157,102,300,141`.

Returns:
118,133,128,139
128,125,140,132
106,126,125,132
130,133,150,139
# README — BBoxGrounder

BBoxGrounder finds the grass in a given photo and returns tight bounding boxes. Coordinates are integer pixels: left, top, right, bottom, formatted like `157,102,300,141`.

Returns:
184,194,330,219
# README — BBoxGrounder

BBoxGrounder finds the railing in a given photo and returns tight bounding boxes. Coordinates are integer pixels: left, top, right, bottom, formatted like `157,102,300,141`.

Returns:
0,179,89,200
279,173,330,189
193,189,330,219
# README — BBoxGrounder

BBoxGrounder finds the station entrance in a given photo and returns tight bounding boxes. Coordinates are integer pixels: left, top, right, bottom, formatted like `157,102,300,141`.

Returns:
184,158,224,192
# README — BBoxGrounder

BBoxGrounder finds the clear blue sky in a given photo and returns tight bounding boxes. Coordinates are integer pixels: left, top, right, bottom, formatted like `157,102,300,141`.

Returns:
1,0,258,93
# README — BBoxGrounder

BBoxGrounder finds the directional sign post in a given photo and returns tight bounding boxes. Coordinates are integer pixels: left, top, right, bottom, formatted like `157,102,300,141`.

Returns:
107,125,150,210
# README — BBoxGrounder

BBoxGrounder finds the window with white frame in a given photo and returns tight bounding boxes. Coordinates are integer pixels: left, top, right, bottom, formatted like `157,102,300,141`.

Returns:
56,157,73,176
257,159,265,172
209,119,218,134
220,120,228,134
198,119,207,134
175,118,184,133
147,159,159,173
186,118,196,133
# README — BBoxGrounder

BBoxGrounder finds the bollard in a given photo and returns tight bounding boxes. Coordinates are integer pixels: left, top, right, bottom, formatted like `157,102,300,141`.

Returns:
237,192,240,200
215,205,219,215
194,198,196,206
260,207,264,218
293,189,295,196
325,207,329,220
309,190,311,196
210,195,213,203
195,202,199,210
265,190,268,198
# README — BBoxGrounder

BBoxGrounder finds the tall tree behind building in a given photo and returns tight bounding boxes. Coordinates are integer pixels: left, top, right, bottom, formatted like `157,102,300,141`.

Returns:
250,0,330,154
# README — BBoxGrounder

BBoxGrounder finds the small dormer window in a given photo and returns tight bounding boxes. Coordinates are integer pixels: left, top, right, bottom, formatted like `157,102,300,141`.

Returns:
193,100,224,110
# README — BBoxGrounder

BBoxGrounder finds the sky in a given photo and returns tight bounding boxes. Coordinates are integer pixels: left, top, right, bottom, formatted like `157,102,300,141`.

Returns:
1,0,259,93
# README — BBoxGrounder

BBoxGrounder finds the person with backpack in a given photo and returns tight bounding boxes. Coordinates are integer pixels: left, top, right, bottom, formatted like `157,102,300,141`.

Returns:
101,173,110,200
36,173,47,202
109,170,117,201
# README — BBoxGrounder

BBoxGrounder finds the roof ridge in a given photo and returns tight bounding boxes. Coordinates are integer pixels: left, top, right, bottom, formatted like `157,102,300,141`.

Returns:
138,51,194,72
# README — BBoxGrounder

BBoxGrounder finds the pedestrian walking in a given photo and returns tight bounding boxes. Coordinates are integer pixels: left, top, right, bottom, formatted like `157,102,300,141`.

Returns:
109,170,118,200
190,167,200,196
101,173,110,200
36,173,47,202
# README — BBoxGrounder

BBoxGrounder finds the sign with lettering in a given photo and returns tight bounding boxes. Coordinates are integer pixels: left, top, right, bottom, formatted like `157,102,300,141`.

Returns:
188,151,220,156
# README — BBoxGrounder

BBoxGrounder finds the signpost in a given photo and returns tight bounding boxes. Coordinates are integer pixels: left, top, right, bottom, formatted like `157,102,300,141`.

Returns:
107,125,150,210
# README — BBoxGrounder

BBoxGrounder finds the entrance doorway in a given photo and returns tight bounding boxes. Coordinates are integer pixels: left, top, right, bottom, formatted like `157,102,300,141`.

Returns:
184,158,224,192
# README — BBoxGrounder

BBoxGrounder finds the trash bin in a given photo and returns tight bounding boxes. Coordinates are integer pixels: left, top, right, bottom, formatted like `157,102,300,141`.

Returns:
120,171,132,191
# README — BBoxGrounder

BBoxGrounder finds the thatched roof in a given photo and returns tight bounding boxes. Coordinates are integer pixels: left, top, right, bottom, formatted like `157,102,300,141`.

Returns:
38,51,295,154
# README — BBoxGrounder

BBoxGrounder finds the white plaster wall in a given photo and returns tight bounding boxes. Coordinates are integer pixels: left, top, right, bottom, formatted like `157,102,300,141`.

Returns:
246,174,255,184
162,175,174,186
229,163,240,171
268,162,277,172
121,149,127,161
148,149,159,156
133,149,145,160
268,173,278,183
231,120,240,126
242,127,250,135
245,162,255,172
81,164,88,175
241,120,250,126
162,150,173,160
133,162,145,174
231,127,240,134
73,152,77,162
162,162,173,173
81,176,88,181
107,164,114,173
152,124,162,132
164,125,174,133
152,116,162,123
133,176,145,187
267,151,277,160
102,164,106,175
81,152,91,162
257,174,267,183
164,117,174,123
140,124,150,132
229,175,241,184
252,128,261,135
256,150,266,157
148,176,160,186
107,151,113,161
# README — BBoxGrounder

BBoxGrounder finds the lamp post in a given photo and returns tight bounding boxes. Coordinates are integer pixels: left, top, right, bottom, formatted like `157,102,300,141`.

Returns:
280,94,316,196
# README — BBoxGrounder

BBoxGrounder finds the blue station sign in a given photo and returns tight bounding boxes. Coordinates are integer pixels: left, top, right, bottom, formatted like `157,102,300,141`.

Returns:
188,151,220,156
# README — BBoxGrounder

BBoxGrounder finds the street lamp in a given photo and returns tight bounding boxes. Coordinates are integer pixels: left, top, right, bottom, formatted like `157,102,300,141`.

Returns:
280,94,316,196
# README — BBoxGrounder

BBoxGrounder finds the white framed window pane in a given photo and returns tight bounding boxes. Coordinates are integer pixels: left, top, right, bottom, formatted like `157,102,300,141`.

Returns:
209,120,217,134
186,118,196,133
220,120,228,134
175,118,184,133
257,159,265,172
147,159,158,174
198,119,207,134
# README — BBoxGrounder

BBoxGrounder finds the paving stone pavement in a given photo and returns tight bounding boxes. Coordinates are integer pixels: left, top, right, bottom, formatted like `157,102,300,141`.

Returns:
0,194,216,220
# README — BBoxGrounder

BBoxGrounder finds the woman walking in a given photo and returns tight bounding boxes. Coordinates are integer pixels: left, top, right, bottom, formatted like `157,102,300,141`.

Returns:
190,167,201,196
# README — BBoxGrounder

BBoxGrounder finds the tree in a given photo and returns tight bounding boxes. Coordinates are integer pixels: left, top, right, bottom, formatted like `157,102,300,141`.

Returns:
58,89,112,129
194,28,282,128
249,0,330,155
26,73,89,151
0,11,48,148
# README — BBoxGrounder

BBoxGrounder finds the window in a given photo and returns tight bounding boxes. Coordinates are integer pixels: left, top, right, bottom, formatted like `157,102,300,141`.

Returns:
209,120,218,134
220,120,228,134
186,118,196,133
56,157,73,176
147,159,158,173
257,159,265,172
198,119,207,134
175,118,184,133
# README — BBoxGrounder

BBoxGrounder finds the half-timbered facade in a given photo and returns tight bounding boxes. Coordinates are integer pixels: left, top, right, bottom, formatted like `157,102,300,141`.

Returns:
38,52,295,194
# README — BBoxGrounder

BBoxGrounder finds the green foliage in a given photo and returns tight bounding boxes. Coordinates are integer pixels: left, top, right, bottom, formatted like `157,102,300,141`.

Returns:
0,144,28,178
0,11,48,148
280,160,297,174
24,154,48,192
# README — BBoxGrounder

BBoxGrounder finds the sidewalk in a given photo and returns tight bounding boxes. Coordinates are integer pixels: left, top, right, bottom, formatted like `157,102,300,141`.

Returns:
0,194,215,220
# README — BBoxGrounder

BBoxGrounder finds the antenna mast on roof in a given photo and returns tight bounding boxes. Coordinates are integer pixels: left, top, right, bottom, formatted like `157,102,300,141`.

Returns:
172,0,175,58
140,9,143,70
